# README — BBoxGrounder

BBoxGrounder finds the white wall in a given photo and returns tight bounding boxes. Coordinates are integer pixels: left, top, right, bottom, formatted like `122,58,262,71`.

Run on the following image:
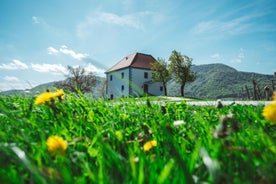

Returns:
106,68,129,99
130,68,164,97
129,68,146,97
148,82,164,96
106,67,164,99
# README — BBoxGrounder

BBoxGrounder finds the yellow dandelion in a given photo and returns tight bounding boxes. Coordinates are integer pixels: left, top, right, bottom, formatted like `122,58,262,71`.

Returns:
35,91,55,105
52,89,65,98
143,140,157,152
35,89,64,105
46,136,68,156
262,102,276,123
273,91,276,101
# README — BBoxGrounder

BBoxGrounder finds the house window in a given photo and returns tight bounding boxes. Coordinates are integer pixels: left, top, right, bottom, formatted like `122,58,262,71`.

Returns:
160,86,163,91
144,72,148,79
121,85,124,91
110,75,113,81
121,72,124,79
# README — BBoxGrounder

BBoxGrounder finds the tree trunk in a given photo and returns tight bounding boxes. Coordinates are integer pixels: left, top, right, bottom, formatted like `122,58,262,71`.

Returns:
164,86,167,96
163,82,167,96
180,83,185,97
253,79,257,100
245,85,250,100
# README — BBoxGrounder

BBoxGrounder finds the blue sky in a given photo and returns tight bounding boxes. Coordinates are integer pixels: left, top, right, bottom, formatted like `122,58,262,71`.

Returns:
1,0,276,91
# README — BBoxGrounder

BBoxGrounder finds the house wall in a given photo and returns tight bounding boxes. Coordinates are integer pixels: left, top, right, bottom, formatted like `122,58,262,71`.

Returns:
106,68,130,99
148,82,164,96
129,67,145,97
130,68,164,97
106,67,164,99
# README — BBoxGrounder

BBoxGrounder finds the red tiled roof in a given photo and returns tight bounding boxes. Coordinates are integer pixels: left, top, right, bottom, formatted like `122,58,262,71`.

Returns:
105,53,156,73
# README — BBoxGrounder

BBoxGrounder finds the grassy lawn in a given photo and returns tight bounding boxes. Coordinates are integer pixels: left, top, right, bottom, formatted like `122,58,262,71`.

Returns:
0,92,275,183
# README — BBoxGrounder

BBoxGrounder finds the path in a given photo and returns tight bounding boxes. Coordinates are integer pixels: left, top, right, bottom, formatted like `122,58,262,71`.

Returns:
155,97,272,106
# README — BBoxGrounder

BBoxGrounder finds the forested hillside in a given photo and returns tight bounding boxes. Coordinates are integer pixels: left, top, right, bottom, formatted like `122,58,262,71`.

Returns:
1,63,275,100
168,63,275,99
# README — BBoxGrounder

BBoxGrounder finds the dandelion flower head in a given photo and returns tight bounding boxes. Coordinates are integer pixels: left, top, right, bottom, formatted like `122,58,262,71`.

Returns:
273,91,276,101
262,102,276,123
262,91,276,123
143,140,157,152
35,89,64,105
52,89,64,98
35,91,54,105
46,135,68,156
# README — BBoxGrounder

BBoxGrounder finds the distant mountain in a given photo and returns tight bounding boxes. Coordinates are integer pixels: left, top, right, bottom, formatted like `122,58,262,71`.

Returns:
168,63,275,99
0,89,26,96
0,82,56,96
30,82,56,93
1,63,275,100
0,77,105,98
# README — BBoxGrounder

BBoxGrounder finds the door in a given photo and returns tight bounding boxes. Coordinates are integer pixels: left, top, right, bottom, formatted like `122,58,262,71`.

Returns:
143,84,148,94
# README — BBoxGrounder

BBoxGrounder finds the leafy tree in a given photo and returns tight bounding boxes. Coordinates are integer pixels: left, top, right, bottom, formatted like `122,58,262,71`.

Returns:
54,65,97,93
151,58,171,96
169,50,196,96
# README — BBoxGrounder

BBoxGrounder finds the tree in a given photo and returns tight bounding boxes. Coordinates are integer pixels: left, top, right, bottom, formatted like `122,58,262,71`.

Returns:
99,78,107,98
54,65,97,93
169,50,196,96
151,57,171,96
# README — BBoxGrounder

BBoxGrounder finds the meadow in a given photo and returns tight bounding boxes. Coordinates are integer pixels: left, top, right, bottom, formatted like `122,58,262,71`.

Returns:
0,92,275,184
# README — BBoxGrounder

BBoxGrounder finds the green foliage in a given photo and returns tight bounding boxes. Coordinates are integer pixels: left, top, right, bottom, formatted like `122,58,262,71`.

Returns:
169,50,196,96
0,94,275,183
151,58,171,96
169,63,275,99
151,58,171,83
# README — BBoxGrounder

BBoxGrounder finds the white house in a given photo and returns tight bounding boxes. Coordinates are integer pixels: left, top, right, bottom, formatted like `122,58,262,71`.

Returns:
105,52,164,99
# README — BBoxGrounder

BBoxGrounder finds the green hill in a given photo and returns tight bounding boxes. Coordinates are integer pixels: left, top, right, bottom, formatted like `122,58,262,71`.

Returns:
168,63,275,99
0,82,56,96
1,63,275,99
0,77,105,98
30,82,56,93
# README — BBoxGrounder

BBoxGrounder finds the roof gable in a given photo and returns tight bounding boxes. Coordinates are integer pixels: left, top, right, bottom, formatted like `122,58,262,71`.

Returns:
105,53,156,73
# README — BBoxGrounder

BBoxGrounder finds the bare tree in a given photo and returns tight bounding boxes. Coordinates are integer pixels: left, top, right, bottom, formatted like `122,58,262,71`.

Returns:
99,78,107,98
54,66,97,93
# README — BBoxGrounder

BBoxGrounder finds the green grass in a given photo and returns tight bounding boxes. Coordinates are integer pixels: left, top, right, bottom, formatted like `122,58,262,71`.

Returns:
0,93,275,184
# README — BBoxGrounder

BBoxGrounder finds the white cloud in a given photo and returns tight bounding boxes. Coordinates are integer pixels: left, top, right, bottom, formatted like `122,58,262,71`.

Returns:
86,63,105,74
0,59,28,70
230,48,245,63
47,46,59,55
47,45,88,60
193,10,276,36
0,81,34,91
32,16,40,24
231,58,242,63
192,15,253,35
76,11,154,38
3,76,20,82
211,53,223,60
59,45,88,60
70,64,105,75
97,12,143,29
31,63,67,75
238,48,245,59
